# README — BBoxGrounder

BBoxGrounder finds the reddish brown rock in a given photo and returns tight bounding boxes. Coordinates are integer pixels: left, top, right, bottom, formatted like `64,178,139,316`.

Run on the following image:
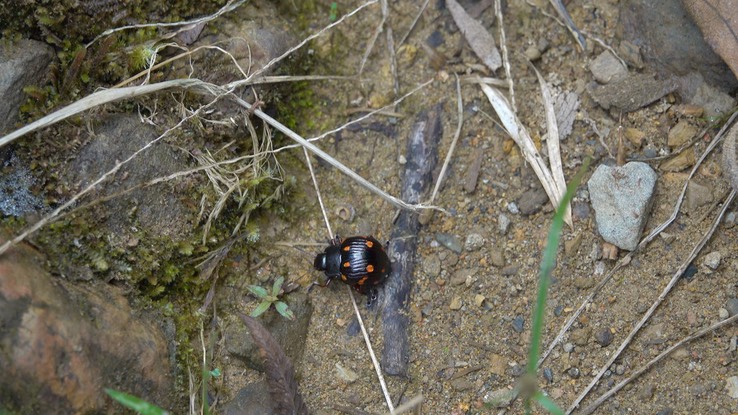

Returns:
0,241,176,414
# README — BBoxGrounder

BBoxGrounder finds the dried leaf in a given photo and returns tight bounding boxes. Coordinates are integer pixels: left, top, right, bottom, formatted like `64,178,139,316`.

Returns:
446,0,501,72
554,91,580,140
479,83,571,227
684,0,738,80
240,314,308,415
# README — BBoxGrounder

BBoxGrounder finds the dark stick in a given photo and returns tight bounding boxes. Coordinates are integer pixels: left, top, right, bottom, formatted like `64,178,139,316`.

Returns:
381,103,443,376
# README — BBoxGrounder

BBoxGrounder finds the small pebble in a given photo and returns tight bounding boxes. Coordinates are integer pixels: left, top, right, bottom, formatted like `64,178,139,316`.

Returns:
554,305,564,317
423,254,441,277
501,265,519,276
474,294,486,307
589,50,628,84
449,297,462,310
335,363,359,383
525,45,542,61
724,211,736,227
655,408,674,415
543,368,554,383
512,315,525,333
398,154,407,164
567,367,580,379
595,328,614,347
451,269,474,286
725,298,738,316
517,188,548,215
727,376,738,399
489,249,506,268
436,233,462,253
667,120,697,148
571,327,591,346
507,202,520,214
465,233,485,251
498,213,511,234
718,308,729,320
639,384,655,401
702,251,721,270
484,388,516,408
615,364,626,375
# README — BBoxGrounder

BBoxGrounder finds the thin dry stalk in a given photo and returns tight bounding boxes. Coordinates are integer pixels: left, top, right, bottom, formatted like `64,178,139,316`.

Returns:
303,146,334,240
348,287,395,414
392,394,423,415
495,0,516,113
538,112,738,366
396,0,430,48
567,189,736,414
430,74,463,202
359,1,386,75
580,313,738,415
85,0,247,49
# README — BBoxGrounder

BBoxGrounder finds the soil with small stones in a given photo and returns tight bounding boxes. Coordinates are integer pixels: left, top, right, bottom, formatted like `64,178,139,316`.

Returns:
4,0,736,414
254,1,737,414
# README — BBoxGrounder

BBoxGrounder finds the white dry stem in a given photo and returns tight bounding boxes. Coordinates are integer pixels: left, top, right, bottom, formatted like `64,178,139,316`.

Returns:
304,146,334,240
531,63,570,225
479,82,571,227
495,0,516,113
349,287,395,414
567,189,736,414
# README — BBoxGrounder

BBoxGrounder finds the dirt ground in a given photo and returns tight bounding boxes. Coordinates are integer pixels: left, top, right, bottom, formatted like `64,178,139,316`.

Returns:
247,1,738,414
3,0,737,414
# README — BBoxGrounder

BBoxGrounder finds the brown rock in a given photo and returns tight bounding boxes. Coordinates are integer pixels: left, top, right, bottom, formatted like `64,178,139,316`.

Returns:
660,148,696,172
667,120,697,148
0,241,175,414
624,128,646,148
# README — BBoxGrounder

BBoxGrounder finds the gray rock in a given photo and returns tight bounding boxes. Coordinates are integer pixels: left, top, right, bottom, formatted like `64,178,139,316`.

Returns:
0,39,55,134
512,315,525,333
507,202,520,214
423,254,441,277
484,388,517,408
588,73,677,113
588,161,658,250
563,342,575,353
222,382,274,415
590,50,628,84
0,154,46,217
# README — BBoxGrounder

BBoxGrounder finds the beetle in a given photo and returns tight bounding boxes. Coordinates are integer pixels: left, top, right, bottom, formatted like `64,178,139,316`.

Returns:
313,235,391,301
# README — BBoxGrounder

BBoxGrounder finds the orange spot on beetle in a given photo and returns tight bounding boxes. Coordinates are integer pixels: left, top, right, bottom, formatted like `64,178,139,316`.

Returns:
343,261,351,268
358,276,368,285
343,245,351,252
366,240,374,248
367,264,375,272
341,274,347,281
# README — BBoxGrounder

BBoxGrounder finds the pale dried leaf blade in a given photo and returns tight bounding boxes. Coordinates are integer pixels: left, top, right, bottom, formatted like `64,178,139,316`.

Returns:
723,120,738,193
684,0,738,80
532,65,571,227
447,0,501,71
479,83,563,220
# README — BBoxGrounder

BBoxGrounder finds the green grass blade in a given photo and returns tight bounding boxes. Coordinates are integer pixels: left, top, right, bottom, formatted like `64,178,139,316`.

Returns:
104,388,169,415
533,391,565,415
527,158,590,375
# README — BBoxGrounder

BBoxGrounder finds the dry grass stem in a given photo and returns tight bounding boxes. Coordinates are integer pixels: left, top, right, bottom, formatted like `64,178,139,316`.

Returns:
359,0,386,76
531,63,570,225
396,0,430,48
495,0,516,113
567,189,736,413
85,0,247,49
348,287,395,414
581,313,738,415
479,82,570,226
392,394,423,414
304,146,334,241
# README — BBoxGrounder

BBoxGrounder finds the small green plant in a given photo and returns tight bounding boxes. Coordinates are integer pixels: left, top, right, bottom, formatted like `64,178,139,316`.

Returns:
247,276,295,320
104,388,168,415
522,158,591,415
